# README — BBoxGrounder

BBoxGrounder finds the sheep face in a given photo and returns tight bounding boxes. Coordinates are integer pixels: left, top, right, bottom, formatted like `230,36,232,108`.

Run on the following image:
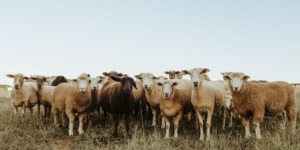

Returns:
74,74,91,93
102,71,123,79
225,72,250,92
136,73,156,90
157,80,178,99
182,68,210,87
7,73,28,89
111,76,137,95
30,76,46,89
165,70,183,79
165,70,176,79
90,77,101,90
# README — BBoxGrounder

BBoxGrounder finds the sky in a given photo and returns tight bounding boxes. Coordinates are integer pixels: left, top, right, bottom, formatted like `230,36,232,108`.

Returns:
1,0,300,86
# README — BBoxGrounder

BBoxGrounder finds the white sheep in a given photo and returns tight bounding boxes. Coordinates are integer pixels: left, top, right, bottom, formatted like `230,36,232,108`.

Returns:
182,68,227,140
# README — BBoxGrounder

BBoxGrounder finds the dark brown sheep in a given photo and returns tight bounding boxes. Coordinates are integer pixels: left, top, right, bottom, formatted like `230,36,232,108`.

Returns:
100,76,137,138
51,76,68,86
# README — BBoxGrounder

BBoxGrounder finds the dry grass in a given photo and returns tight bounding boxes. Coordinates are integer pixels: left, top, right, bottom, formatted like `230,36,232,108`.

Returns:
0,97,299,150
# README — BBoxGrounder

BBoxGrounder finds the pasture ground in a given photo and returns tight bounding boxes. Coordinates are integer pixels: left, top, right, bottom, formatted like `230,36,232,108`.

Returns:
0,97,300,150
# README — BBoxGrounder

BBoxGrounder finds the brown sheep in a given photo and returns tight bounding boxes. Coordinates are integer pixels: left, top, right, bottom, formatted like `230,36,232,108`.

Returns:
99,76,137,138
7,73,39,116
53,73,92,136
157,79,193,138
224,72,296,139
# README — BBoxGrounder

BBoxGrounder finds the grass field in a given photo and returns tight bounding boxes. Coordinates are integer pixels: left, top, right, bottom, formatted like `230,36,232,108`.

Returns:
0,97,300,150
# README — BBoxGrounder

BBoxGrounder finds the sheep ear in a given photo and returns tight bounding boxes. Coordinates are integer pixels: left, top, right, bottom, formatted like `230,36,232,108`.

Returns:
111,76,121,82
220,72,229,76
243,75,250,80
23,76,29,80
132,81,137,89
175,71,180,74
172,82,178,86
73,79,77,82
224,75,231,80
43,77,47,82
117,73,123,77
30,77,37,80
134,75,142,79
99,76,104,79
201,68,210,73
123,74,129,77
157,82,163,86
151,76,157,80
87,74,90,77
164,71,170,75
7,74,14,78
164,77,168,80
181,70,189,75
102,72,109,76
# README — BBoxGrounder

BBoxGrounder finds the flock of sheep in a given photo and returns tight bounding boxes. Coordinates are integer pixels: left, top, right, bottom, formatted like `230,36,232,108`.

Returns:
6,68,297,140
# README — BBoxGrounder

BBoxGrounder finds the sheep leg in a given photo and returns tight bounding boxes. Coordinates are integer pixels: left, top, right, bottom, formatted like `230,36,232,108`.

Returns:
78,113,85,135
125,113,132,138
48,105,52,118
151,106,157,127
286,105,297,135
206,111,213,141
161,112,166,128
222,107,226,130
29,107,33,114
228,110,233,128
44,105,48,118
241,117,251,138
66,110,75,136
21,104,26,116
194,112,199,129
163,114,170,139
277,111,286,130
195,110,204,141
62,112,68,128
37,104,40,117
88,112,93,129
53,108,59,128
187,112,192,121
253,122,262,139
113,114,119,138
173,112,182,138
13,106,18,114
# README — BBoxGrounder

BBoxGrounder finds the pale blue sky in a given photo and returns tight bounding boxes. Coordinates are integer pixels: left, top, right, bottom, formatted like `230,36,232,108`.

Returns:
1,0,300,85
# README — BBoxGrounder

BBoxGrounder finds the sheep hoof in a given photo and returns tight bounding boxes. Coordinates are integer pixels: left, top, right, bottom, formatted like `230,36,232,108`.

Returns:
79,129,84,135
69,130,74,136
200,136,204,141
164,136,170,140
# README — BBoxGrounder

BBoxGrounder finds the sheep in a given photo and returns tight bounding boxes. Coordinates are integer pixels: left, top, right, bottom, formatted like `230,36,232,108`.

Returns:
30,75,56,118
7,73,39,116
224,72,296,139
99,76,137,138
51,76,68,86
220,72,236,128
164,70,184,79
53,73,92,136
182,68,227,140
156,79,194,138
135,73,167,128
86,76,107,128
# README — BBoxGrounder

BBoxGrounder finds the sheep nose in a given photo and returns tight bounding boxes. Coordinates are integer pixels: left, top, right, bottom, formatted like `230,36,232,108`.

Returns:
80,88,86,92
234,87,238,91
15,84,19,89
165,93,169,97
193,82,198,87
144,85,148,89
